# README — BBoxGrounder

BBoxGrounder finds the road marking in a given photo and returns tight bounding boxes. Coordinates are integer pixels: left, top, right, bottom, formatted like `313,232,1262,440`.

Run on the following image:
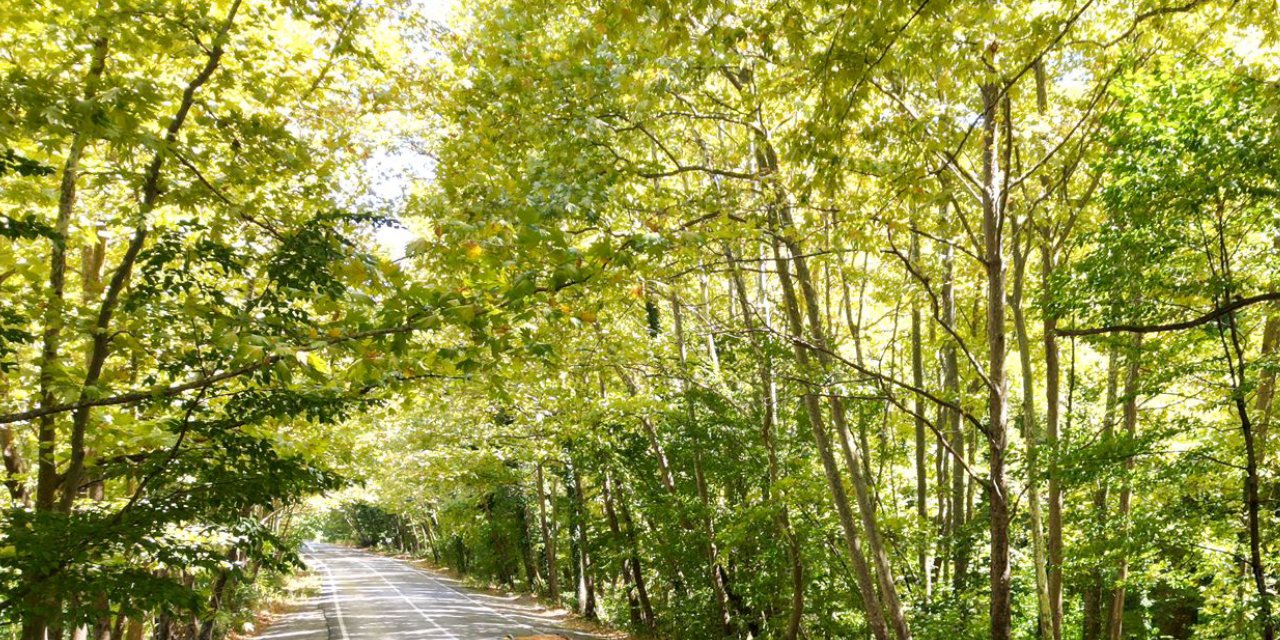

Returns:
304,546,350,640
361,553,546,636
353,558,461,640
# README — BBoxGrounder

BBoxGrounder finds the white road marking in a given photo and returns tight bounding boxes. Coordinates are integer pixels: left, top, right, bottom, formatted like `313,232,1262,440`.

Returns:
303,546,350,640
362,553,545,635
353,558,461,640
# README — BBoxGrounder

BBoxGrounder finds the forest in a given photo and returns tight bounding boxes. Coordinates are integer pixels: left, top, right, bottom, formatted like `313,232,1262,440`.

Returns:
1,0,1278,638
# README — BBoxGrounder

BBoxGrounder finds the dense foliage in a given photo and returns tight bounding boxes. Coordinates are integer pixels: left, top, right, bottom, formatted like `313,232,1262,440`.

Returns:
3,0,1280,639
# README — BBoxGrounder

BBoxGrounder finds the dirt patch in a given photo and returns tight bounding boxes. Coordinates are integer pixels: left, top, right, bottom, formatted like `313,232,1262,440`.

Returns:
230,571,321,639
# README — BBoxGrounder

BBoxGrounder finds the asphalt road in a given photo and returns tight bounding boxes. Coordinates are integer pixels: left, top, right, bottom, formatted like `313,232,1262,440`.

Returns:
255,542,596,640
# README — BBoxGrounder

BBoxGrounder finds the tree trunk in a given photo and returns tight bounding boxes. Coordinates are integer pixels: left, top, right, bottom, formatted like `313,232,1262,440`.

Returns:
727,243,803,639
1084,346,1121,640
671,294,732,635
1106,337,1142,640
1220,300,1276,640
694,453,731,636
941,201,967,592
1012,220,1053,640
60,1,242,512
568,461,596,619
1034,58,1066,640
615,480,656,628
535,463,559,601
770,210,892,640
777,202,911,640
910,228,931,604
980,81,1012,640
22,38,111,640
602,472,641,627
1042,246,1065,640
198,549,240,640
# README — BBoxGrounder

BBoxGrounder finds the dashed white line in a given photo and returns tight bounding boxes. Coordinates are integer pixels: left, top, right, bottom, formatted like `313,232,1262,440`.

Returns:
361,553,544,636
353,558,461,640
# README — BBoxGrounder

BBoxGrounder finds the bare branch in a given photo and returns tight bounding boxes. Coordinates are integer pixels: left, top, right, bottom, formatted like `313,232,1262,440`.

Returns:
1058,293,1280,337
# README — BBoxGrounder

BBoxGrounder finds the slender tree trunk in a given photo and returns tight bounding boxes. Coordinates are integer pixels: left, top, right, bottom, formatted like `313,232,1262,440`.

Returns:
198,549,240,640
672,295,732,635
910,229,931,604
59,1,240,511
980,81,1012,640
23,38,110,640
727,243,803,639
1220,300,1276,640
1042,246,1065,640
571,462,596,619
1033,58,1067,640
1084,347,1121,640
778,204,911,640
615,480,656,628
694,453,731,636
535,463,559,601
1106,337,1142,640
615,367,678,497
519,503,541,591
941,202,967,591
739,76,899,640
1012,222,1053,640
770,210,892,640
33,36,109,513
602,472,641,627
421,515,440,564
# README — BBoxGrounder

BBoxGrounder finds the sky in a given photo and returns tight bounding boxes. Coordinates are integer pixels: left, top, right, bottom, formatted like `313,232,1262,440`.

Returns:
371,0,456,260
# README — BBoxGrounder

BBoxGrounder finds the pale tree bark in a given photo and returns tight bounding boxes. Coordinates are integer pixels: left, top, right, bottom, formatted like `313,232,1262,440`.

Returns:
1011,219,1053,640
33,36,109,512
728,73,897,640
933,343,950,590
693,453,731,635
601,472,641,627
25,36,109,640
980,80,1012,640
614,478,655,628
1033,57,1067,640
614,366,677,497
1041,246,1065,640
782,212,912,640
568,461,596,619
940,201,967,592
77,229,112,640
613,340,706,614
535,463,559,601
761,198,890,640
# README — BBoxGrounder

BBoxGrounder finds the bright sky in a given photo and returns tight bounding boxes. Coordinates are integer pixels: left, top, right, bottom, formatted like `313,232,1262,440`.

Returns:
371,0,456,260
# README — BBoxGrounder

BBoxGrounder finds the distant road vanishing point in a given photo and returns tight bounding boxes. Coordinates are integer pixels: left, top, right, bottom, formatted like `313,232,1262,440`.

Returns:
256,543,598,640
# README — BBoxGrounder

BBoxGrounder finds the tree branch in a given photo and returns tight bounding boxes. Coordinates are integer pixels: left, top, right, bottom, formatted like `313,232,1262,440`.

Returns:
1058,293,1280,337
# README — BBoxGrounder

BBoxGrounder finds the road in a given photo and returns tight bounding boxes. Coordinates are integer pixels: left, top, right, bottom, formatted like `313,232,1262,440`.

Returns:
256,542,600,640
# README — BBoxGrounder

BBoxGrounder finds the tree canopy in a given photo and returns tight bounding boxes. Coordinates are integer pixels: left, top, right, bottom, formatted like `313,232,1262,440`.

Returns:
2,0,1279,639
